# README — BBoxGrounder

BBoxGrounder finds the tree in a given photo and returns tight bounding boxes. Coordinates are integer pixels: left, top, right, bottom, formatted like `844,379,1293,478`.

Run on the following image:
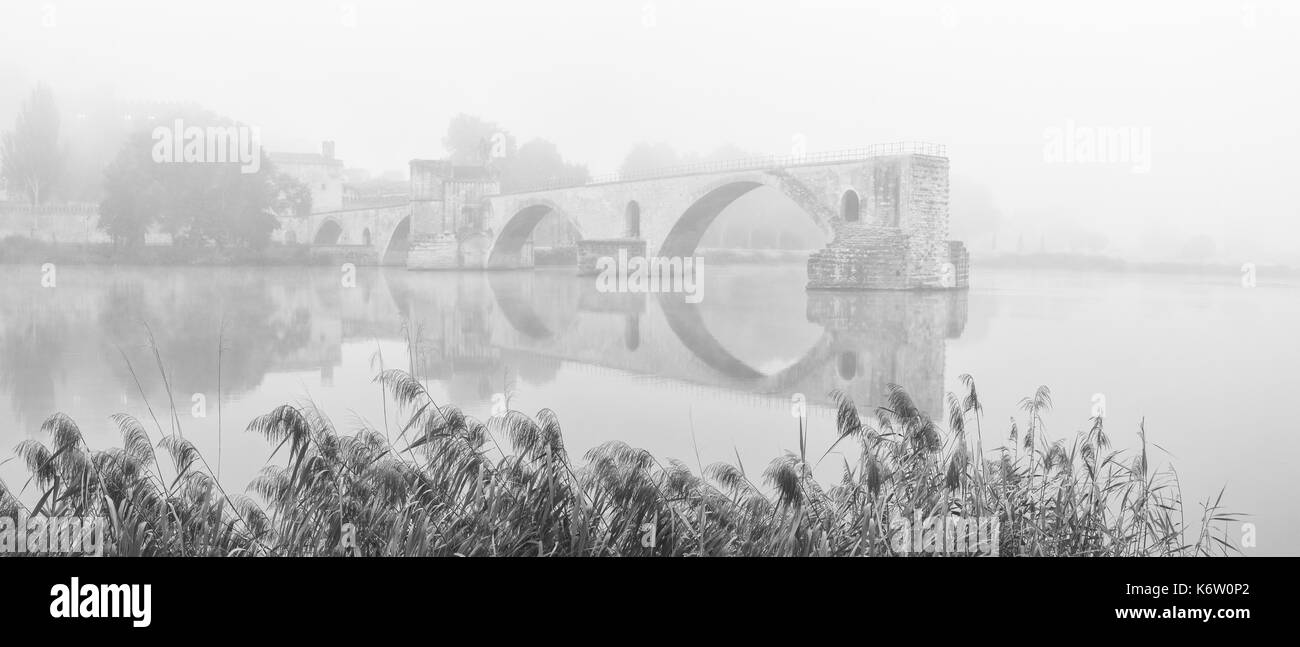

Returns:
271,171,312,218
443,113,515,166
97,130,161,248
173,158,285,249
156,152,306,249
699,143,753,163
98,111,310,250
1,83,65,205
618,142,755,178
619,142,680,177
499,138,589,192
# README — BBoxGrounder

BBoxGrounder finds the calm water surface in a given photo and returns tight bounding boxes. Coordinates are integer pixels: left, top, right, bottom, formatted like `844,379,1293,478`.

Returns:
1,264,1294,553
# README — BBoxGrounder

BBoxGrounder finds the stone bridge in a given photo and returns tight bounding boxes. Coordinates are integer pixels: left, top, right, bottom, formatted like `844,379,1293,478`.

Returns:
275,200,411,265
281,144,969,290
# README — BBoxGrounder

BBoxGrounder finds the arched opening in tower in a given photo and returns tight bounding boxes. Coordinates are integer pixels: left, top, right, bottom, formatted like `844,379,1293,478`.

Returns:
842,189,860,223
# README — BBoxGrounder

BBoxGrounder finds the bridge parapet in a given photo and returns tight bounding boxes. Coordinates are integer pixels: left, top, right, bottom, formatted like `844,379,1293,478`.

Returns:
499,143,948,194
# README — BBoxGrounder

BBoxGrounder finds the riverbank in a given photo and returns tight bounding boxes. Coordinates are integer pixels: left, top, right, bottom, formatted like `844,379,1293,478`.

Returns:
0,370,1239,557
973,251,1300,278
0,237,814,267
0,235,322,266
6,235,1293,281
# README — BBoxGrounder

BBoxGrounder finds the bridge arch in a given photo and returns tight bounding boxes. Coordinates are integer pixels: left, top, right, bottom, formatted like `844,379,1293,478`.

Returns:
488,199,582,269
381,215,411,264
657,174,835,258
314,219,343,245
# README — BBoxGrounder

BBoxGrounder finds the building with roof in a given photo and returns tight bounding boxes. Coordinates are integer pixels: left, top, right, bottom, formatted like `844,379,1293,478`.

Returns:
269,141,344,213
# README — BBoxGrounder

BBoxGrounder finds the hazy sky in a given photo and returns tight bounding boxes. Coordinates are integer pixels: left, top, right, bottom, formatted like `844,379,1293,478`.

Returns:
2,0,1298,261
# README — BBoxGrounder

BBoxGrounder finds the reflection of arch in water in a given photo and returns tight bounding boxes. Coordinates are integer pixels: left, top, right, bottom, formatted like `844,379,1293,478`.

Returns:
486,271,586,341
655,293,838,393
480,273,968,405
654,289,969,403
482,275,826,387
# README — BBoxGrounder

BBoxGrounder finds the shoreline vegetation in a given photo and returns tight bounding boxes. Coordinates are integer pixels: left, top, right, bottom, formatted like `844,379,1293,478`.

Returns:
0,359,1240,556
972,252,1300,278
0,235,317,266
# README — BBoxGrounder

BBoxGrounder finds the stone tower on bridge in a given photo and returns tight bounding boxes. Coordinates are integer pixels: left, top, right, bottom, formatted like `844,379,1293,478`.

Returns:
405,159,500,270
803,152,969,289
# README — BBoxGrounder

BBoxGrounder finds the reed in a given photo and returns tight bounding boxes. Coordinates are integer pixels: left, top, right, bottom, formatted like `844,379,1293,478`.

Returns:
0,372,1241,557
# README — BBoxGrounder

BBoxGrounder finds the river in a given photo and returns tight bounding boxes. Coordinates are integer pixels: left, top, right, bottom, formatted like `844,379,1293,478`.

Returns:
0,263,1293,553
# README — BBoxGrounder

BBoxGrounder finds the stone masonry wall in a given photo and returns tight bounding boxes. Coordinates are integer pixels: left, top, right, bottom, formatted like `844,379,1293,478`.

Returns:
903,155,950,287
807,154,957,290
406,236,459,270
945,240,970,288
577,238,647,275
806,228,910,289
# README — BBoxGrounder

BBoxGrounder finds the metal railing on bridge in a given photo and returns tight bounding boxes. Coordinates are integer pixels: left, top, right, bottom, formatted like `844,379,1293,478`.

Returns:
499,141,947,194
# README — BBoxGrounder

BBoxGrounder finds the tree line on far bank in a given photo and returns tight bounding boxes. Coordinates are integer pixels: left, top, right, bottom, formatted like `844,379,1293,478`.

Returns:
1,83,312,252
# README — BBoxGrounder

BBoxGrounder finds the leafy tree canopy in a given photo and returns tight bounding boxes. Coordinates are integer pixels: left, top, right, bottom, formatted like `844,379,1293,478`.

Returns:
98,107,309,249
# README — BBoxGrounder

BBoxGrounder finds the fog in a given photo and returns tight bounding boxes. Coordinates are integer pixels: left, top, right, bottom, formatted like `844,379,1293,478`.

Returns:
2,0,1298,262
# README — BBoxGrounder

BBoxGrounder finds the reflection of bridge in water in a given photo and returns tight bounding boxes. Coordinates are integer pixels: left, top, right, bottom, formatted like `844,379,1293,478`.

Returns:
338,269,967,416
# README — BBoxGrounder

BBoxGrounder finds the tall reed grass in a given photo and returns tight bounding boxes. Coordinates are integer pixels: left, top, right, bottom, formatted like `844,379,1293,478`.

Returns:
0,368,1240,557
